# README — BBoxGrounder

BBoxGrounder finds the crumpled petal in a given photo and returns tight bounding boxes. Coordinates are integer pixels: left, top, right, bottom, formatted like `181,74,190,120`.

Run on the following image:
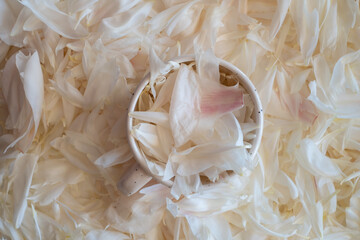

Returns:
169,64,200,147
10,153,38,228
269,0,291,41
346,189,360,229
170,143,249,177
85,230,130,240
296,138,342,178
99,2,152,39
0,0,24,46
0,50,43,153
290,0,319,64
21,0,88,39
185,215,232,240
308,50,360,118
94,144,132,168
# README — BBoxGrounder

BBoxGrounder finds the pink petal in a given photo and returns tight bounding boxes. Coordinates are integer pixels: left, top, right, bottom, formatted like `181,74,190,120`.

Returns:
200,88,244,116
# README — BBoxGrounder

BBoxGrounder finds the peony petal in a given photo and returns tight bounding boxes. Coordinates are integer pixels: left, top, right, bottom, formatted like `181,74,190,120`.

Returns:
0,0,24,46
15,51,43,131
0,40,9,63
21,0,88,39
170,143,249,176
200,87,244,117
296,138,342,178
171,175,201,200
94,145,132,168
149,69,177,111
167,177,247,217
50,136,99,174
308,50,360,118
99,2,152,39
132,123,168,163
0,50,43,153
28,183,67,206
274,170,298,201
129,111,170,128
185,215,232,240
169,64,200,147
319,1,337,52
290,0,319,64
83,58,118,109
148,1,200,37
346,189,360,229
67,0,98,14
11,153,38,228
85,230,130,240
269,0,291,41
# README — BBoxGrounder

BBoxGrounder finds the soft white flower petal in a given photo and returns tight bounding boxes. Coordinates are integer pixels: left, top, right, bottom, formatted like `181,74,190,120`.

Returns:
15,51,43,131
94,145,132,168
11,153,38,228
169,64,200,147
0,0,24,46
21,0,88,39
290,0,319,64
185,215,232,240
269,0,291,41
130,111,170,128
85,230,130,240
0,50,43,153
99,2,152,39
132,123,168,163
296,138,342,178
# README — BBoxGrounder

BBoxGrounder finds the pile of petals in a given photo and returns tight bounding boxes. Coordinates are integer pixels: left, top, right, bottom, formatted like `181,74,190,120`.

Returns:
130,53,257,198
0,0,360,239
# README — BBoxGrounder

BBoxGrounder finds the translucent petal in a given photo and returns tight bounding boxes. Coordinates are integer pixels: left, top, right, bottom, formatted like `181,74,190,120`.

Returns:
269,0,291,41
296,138,342,178
11,154,38,228
169,64,200,147
21,0,88,39
290,0,320,64
99,2,152,39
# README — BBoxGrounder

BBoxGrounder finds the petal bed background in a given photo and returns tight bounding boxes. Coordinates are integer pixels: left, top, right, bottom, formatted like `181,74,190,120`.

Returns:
0,0,360,239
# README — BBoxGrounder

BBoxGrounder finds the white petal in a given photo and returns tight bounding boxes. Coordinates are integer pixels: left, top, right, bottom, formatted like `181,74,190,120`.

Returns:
67,0,98,14
149,69,177,111
21,0,88,39
169,64,200,147
94,145,132,168
83,57,119,109
269,0,291,41
34,158,83,185
346,189,360,229
171,175,201,199
129,111,170,128
185,215,232,240
170,143,249,176
50,137,99,174
0,40,9,63
296,138,342,178
28,183,66,206
15,51,44,131
290,0,319,63
85,230,129,240
0,0,24,46
132,123,168,163
319,1,338,52
0,51,43,153
167,179,246,217
274,170,298,200
11,154,38,228
99,2,152,39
